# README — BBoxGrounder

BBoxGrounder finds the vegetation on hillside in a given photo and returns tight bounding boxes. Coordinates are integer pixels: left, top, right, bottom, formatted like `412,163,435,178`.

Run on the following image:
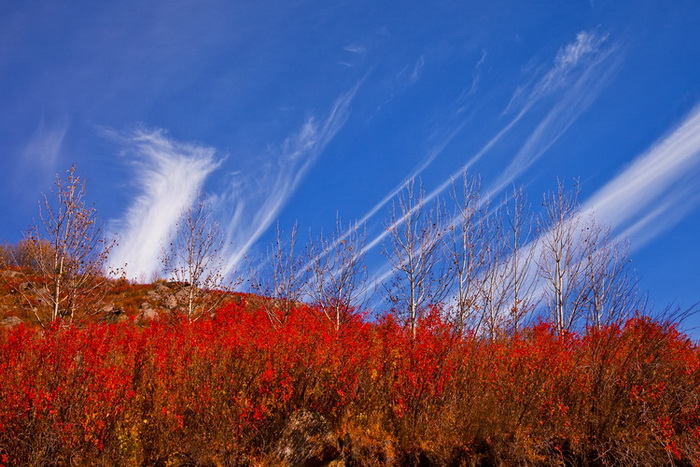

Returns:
0,303,699,465
1,166,698,465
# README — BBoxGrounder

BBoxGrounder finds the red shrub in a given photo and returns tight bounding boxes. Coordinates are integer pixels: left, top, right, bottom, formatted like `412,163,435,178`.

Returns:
0,304,698,465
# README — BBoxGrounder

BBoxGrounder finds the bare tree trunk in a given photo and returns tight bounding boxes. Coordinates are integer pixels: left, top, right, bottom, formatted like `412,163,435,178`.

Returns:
305,216,368,330
12,165,114,327
248,223,307,328
446,174,488,333
382,179,451,338
162,199,233,322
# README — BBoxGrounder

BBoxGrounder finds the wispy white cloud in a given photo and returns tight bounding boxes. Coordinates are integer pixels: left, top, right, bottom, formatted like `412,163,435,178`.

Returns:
343,43,366,54
615,188,700,249
356,30,617,293
556,30,606,68
583,102,700,249
467,49,487,97
493,41,619,189
399,30,613,232
409,55,425,83
108,129,220,281
218,83,360,276
504,29,609,116
18,116,70,185
340,43,368,67
392,55,427,89
420,30,613,210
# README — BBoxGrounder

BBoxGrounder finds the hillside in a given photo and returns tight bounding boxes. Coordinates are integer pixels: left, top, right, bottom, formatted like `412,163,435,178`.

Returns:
0,267,247,327
1,273,699,465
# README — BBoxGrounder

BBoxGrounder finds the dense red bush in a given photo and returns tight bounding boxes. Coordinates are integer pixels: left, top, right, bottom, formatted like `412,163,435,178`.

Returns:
1,300,698,465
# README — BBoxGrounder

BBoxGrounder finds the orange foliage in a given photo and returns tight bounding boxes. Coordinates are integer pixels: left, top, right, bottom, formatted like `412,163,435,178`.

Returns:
0,303,698,465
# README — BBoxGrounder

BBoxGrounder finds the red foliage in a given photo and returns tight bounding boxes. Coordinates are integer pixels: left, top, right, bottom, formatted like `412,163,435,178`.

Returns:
0,302,699,464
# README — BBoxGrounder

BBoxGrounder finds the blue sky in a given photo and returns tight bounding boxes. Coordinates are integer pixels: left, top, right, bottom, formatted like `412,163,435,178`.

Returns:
2,1,700,329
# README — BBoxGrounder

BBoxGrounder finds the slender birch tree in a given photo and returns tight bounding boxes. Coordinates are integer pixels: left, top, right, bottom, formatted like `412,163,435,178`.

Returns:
161,199,232,321
536,180,591,333
19,165,112,326
581,227,639,328
306,217,368,330
383,180,451,338
249,223,307,328
446,174,488,332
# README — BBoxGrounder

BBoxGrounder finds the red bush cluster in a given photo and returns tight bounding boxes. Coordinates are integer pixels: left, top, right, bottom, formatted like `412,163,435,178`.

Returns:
1,301,699,465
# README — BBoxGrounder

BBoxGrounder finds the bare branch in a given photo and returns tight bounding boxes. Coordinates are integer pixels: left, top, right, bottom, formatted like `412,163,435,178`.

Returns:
161,199,236,321
306,216,368,330
248,223,307,328
11,165,114,326
382,179,451,338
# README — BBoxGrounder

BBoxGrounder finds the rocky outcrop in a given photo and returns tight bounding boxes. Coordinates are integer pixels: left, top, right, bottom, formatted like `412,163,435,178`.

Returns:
101,304,127,323
163,294,178,310
0,316,22,327
0,270,19,279
274,410,341,466
145,282,180,311
137,302,159,323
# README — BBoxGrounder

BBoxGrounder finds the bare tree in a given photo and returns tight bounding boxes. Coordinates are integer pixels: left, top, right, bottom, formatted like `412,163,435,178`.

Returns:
444,180,536,337
382,180,451,338
161,199,233,321
306,217,368,330
0,239,54,270
503,186,537,332
0,243,16,268
581,228,639,328
445,174,489,332
475,205,511,338
14,165,113,326
249,222,307,328
536,180,596,334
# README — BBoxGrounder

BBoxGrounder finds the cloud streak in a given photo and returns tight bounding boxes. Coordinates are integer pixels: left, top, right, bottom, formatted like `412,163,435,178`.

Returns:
219,83,360,276
17,117,70,189
108,129,220,281
361,30,615,258
504,29,609,116
467,101,700,319
583,102,700,248
493,39,619,189
467,49,487,97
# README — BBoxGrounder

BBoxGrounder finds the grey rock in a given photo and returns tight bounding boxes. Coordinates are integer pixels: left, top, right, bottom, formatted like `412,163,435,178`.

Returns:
154,282,170,295
0,316,22,327
164,294,178,310
175,289,189,303
102,305,127,323
275,409,340,466
146,290,160,300
138,306,158,323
